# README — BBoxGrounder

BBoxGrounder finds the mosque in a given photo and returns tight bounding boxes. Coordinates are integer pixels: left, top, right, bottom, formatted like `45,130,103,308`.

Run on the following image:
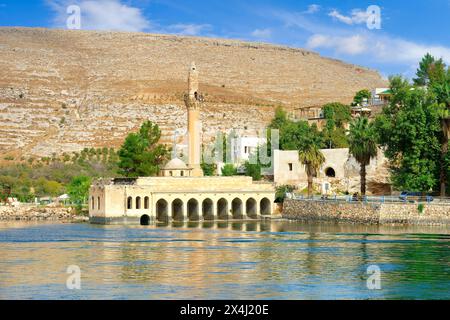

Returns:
89,63,275,224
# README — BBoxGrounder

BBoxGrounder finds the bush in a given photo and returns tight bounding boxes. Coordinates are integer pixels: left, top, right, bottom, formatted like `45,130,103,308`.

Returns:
244,162,262,181
201,162,216,176
275,185,296,203
221,164,237,176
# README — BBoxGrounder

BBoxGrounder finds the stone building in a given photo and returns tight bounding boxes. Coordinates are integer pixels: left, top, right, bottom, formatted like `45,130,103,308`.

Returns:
89,176,274,224
273,148,390,195
89,63,276,224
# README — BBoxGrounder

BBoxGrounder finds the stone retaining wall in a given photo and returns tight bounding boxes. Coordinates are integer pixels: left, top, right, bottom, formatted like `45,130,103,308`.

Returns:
0,205,88,222
282,199,450,226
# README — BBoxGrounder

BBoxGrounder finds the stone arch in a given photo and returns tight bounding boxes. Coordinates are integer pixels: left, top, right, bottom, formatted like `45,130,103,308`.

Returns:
260,198,272,215
217,198,229,220
325,167,336,178
187,198,200,221
231,198,244,219
202,198,214,220
156,199,168,221
140,214,150,226
136,197,141,209
246,198,257,218
144,196,149,209
172,199,184,221
127,196,133,210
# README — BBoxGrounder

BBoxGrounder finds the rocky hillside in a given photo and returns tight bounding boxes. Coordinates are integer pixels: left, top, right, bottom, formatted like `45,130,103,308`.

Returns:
0,27,386,158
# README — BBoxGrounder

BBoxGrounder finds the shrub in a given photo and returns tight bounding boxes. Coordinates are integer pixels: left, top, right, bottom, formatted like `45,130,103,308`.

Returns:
221,164,237,176
201,162,216,176
275,185,296,203
244,162,262,181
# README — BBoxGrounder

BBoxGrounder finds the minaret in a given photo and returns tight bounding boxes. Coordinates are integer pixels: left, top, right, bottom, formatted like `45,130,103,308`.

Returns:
184,62,204,177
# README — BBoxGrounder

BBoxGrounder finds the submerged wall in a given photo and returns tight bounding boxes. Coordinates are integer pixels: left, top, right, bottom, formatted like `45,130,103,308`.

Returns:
282,199,450,226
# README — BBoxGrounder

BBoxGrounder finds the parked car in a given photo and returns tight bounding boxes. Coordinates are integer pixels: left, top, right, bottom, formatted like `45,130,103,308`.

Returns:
399,192,433,203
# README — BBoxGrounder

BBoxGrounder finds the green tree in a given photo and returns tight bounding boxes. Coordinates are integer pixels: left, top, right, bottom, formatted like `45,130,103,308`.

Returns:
117,121,169,177
299,144,325,198
269,106,290,130
352,89,371,106
348,117,378,196
221,164,237,176
34,177,64,197
298,124,325,197
279,120,311,150
322,102,351,148
413,53,446,86
430,64,450,196
374,79,442,193
67,176,91,205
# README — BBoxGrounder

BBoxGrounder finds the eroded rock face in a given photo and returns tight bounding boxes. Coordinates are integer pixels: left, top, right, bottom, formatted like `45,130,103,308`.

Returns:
0,28,387,158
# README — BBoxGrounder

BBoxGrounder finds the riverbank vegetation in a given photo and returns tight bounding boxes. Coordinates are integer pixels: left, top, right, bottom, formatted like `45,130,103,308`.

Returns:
374,54,449,195
0,147,119,202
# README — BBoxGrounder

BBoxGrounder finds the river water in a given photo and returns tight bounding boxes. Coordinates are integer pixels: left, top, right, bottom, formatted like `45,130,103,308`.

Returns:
0,221,449,300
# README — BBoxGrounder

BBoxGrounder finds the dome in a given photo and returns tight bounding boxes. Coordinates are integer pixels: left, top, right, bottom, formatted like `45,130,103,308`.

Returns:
163,158,188,170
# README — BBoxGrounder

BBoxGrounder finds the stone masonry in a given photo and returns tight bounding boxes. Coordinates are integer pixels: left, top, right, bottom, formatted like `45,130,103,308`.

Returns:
283,199,450,226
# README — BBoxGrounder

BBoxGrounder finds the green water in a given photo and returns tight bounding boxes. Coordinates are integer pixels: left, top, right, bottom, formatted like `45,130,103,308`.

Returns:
0,221,449,299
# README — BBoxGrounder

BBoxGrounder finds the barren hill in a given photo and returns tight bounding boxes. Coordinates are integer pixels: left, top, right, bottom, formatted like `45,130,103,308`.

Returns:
0,27,386,158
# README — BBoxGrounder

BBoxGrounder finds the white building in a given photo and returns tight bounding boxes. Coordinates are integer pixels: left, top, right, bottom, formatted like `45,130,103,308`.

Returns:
273,148,390,195
231,136,266,164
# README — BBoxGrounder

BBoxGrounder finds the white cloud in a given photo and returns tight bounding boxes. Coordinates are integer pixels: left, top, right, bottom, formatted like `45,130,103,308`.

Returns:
328,9,370,25
307,34,367,55
305,4,320,14
373,35,450,64
307,32,450,65
47,0,151,32
166,23,212,36
251,28,272,40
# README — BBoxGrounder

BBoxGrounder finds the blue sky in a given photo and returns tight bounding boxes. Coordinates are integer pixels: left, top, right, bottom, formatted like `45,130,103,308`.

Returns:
1,0,449,78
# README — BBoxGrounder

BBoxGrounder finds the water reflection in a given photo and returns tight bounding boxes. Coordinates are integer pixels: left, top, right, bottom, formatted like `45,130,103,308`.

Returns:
0,221,449,299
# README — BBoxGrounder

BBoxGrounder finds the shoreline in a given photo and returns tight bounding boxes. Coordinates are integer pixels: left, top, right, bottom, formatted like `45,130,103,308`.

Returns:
0,205,89,223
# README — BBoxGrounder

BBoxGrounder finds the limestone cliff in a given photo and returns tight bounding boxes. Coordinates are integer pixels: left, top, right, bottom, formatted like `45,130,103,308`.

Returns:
0,27,387,158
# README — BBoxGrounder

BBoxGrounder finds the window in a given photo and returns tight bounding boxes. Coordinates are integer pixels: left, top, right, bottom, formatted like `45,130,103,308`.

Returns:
169,171,173,176
244,146,248,154
91,196,95,210
144,197,149,209
288,163,293,171
181,171,184,177
97,197,100,210
127,197,132,209
136,197,141,209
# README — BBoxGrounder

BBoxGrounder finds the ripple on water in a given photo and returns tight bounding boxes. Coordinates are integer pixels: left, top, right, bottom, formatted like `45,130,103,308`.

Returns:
0,221,449,299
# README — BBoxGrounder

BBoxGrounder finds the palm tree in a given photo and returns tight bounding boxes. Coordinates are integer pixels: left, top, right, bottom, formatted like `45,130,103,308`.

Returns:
348,117,378,196
299,145,325,198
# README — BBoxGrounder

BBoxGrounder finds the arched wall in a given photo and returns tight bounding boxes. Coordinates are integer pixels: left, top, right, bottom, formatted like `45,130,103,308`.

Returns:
112,191,274,221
